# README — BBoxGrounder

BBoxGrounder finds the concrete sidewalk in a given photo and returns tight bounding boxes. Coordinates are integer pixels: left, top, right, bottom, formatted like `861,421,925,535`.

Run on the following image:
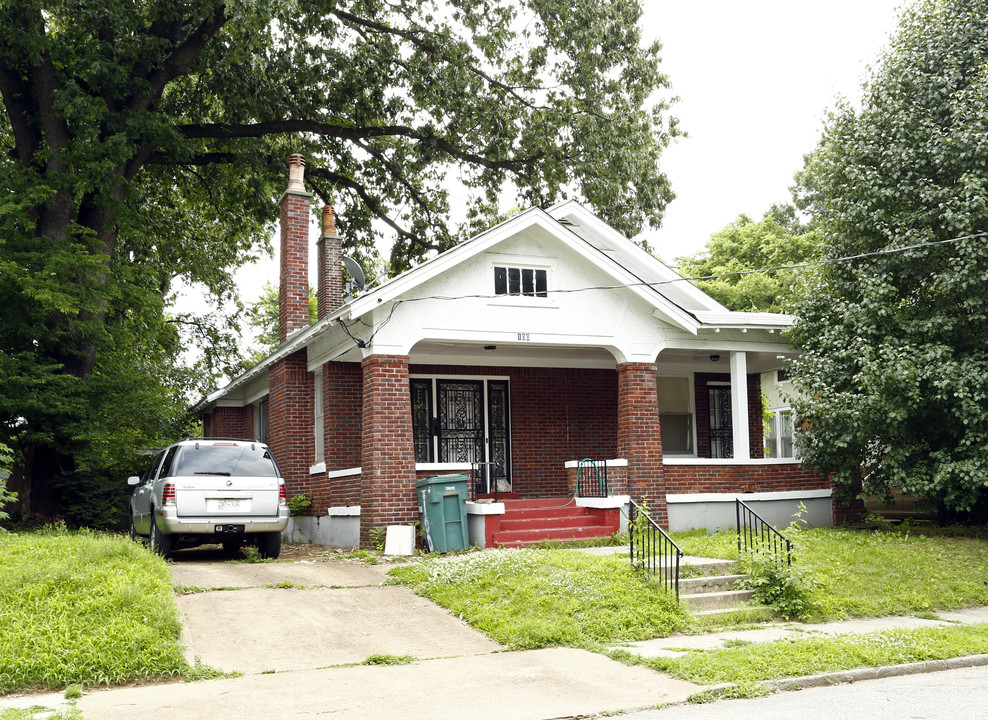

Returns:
612,606,988,659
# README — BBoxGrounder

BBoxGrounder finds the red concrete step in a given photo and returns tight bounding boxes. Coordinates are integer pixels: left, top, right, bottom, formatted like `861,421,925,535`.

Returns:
492,525,612,547
499,514,604,532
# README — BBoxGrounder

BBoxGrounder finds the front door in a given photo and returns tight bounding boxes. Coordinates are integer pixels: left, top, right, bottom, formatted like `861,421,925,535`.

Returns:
708,385,733,458
410,378,511,492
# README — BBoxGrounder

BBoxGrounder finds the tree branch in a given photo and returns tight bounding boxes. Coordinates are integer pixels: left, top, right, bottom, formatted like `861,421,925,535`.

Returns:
177,119,543,171
131,3,228,114
307,166,440,254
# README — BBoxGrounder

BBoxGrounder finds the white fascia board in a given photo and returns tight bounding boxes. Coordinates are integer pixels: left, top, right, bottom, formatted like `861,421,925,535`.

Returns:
694,310,795,331
546,200,729,313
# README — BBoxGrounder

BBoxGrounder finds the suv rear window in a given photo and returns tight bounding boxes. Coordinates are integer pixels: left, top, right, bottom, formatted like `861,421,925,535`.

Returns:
168,443,279,478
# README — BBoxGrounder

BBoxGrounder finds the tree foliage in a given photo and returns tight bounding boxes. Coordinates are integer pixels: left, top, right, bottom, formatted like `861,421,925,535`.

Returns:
0,0,678,521
789,0,988,519
677,206,821,313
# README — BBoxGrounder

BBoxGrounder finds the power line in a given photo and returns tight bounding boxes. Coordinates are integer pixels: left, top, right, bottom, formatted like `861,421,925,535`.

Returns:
387,229,988,305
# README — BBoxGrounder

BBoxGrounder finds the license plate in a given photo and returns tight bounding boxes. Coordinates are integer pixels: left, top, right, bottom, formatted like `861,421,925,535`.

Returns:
217,499,241,511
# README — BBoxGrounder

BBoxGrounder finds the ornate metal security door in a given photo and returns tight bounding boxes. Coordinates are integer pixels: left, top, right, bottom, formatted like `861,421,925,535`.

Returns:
708,385,733,459
486,380,511,492
437,380,485,465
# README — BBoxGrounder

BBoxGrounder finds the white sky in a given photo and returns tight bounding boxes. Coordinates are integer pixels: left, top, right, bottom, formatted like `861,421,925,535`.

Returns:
639,0,906,262
228,0,907,309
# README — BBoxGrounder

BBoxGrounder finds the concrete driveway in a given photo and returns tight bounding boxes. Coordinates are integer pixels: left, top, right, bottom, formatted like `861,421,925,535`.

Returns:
77,549,700,720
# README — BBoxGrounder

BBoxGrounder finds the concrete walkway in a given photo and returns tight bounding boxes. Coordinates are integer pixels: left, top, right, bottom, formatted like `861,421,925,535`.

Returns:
71,552,700,720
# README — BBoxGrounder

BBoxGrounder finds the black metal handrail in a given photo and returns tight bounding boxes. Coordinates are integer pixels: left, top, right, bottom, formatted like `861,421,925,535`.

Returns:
575,458,608,498
736,498,792,566
629,498,683,599
470,461,497,502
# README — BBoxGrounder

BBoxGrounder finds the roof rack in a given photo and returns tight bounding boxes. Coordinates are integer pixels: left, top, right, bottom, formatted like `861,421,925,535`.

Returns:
180,437,263,443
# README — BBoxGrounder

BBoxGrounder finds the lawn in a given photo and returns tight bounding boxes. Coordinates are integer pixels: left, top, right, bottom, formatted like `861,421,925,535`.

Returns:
387,547,690,648
671,526,988,621
0,526,189,694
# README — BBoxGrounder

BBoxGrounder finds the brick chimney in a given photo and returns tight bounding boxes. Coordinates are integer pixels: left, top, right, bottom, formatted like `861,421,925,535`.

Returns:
279,154,313,342
317,205,343,320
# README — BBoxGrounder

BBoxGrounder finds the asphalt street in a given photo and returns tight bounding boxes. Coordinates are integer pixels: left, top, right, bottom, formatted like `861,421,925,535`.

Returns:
618,664,988,720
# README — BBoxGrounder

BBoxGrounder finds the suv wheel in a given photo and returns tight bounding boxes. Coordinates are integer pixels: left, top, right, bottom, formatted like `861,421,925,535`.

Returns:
256,531,281,560
150,513,174,558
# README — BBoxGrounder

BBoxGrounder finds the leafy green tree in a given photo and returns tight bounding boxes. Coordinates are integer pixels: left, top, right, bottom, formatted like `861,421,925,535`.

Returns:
677,206,821,312
244,283,318,363
0,0,679,520
789,0,988,519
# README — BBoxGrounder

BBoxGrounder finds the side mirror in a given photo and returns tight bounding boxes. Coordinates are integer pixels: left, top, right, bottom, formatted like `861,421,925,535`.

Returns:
127,476,141,486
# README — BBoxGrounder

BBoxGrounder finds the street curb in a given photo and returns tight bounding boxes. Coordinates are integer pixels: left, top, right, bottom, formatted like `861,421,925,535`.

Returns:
704,653,988,697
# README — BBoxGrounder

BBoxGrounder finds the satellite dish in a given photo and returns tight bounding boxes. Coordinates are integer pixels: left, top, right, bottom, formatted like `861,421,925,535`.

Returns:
341,256,366,290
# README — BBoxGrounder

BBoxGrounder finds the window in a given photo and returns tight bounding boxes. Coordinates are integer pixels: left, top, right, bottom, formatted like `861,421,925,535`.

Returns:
313,369,325,464
254,398,269,444
657,376,694,455
493,266,547,298
764,409,796,458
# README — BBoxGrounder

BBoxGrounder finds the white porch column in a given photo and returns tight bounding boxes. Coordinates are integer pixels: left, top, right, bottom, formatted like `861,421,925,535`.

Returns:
730,351,750,460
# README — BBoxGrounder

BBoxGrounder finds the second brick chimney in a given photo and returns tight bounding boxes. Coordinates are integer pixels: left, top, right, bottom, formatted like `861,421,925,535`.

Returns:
279,154,312,342
317,205,343,320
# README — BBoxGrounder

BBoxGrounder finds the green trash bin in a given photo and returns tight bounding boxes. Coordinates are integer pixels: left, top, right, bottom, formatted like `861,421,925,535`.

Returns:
416,474,470,552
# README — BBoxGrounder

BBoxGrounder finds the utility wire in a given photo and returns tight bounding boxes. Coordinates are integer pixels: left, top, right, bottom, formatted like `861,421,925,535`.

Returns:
336,229,988,343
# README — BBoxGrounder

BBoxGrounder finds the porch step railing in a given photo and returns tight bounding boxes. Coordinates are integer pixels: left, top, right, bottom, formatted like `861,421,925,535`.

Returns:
629,498,683,599
575,458,608,498
736,498,792,566
470,461,498,502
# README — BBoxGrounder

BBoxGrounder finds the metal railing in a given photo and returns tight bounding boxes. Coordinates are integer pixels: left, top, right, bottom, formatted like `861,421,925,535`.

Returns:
736,498,792,566
629,498,684,599
470,461,498,502
575,458,608,498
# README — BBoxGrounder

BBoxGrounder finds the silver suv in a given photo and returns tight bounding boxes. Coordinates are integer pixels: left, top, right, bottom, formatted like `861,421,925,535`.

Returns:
128,438,289,558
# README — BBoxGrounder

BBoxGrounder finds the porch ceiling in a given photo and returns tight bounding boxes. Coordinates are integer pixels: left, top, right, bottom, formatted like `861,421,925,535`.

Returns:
408,340,618,369
657,348,797,375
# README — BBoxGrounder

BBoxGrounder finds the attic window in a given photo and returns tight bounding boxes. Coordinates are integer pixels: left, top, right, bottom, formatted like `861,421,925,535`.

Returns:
494,266,547,298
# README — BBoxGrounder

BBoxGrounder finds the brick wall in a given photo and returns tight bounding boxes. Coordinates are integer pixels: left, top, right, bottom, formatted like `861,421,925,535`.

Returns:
279,191,312,342
207,406,253,439
617,362,666,525
410,364,618,498
317,205,343,320
359,355,418,545
663,462,829,494
268,350,314,499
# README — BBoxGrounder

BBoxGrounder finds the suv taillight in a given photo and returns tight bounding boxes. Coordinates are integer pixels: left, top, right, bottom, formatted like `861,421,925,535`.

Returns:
278,480,287,504
162,482,176,506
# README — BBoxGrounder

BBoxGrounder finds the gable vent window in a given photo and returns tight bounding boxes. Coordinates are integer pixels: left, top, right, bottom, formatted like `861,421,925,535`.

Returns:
494,266,547,297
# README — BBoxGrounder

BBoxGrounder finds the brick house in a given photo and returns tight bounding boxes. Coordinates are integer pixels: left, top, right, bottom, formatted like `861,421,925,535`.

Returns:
198,156,834,548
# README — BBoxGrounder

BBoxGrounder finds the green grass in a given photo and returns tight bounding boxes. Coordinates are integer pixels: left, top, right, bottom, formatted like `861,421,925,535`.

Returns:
387,548,689,648
672,526,988,621
0,528,189,694
641,624,988,684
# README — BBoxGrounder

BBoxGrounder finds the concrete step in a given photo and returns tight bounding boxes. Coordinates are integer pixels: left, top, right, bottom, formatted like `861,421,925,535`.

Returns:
493,524,613,547
681,588,756,612
679,574,749,595
499,514,600,532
